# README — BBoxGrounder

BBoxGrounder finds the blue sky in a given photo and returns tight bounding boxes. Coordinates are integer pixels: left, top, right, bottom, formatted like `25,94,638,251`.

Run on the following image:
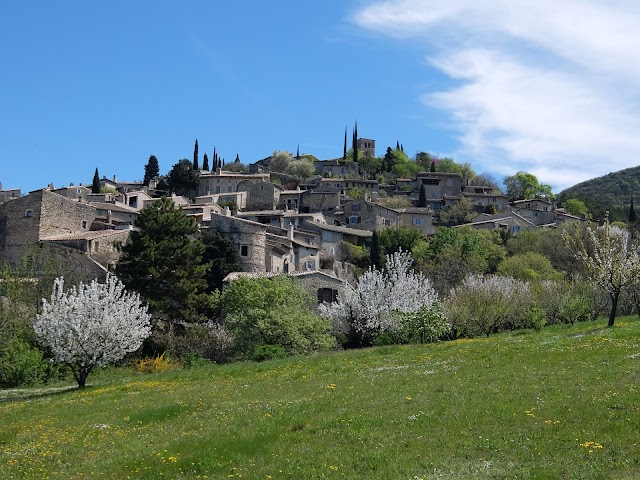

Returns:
2,1,639,194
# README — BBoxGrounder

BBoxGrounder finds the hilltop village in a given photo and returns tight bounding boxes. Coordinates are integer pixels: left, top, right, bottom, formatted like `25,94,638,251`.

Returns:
0,136,585,300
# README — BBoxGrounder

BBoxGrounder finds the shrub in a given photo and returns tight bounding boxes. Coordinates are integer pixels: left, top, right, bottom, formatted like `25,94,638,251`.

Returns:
0,339,46,387
134,353,179,374
251,344,289,362
446,274,534,337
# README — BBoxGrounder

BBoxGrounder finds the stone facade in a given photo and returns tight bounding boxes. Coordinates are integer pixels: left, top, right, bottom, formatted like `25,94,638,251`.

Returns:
340,199,435,236
0,190,96,266
238,181,281,211
198,170,269,197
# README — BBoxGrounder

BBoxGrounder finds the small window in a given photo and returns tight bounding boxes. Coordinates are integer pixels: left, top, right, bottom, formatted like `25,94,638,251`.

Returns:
81,220,87,229
25,209,33,218
413,217,421,225
352,203,361,211
240,245,249,257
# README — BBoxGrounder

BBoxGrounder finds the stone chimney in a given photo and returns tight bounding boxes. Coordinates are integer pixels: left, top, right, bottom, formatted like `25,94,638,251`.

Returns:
223,206,231,217
113,175,117,183
287,223,294,241
107,209,113,225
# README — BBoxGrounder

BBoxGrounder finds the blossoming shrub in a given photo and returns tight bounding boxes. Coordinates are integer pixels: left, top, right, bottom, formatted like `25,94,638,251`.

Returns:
445,274,535,337
319,251,444,347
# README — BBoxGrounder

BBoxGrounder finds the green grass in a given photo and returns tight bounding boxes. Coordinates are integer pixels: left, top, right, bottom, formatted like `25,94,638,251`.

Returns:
2,318,640,479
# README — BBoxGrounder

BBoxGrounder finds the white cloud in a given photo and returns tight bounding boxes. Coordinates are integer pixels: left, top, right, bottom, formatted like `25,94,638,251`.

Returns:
353,0,640,191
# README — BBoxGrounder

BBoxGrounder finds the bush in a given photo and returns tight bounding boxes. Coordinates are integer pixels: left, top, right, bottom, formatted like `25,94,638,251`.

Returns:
0,339,46,387
251,344,289,362
446,274,534,337
134,353,179,374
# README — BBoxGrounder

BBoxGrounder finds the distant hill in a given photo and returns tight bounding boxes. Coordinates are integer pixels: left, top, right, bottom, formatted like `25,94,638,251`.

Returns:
557,165,640,221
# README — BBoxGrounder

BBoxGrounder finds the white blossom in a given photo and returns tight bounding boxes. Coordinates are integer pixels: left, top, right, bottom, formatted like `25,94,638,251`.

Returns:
320,250,441,340
563,217,640,326
34,275,151,387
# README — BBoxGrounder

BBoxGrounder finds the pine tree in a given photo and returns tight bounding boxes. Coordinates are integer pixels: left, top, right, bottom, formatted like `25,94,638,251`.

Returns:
418,184,427,208
92,168,100,194
202,153,210,171
193,139,199,170
630,198,637,222
143,155,160,186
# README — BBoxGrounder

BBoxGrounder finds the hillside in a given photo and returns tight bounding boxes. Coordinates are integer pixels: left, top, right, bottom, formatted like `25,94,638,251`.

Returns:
2,318,639,479
558,164,640,220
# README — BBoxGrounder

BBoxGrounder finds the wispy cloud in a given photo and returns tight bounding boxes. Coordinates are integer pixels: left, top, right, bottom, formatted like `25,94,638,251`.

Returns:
352,0,640,191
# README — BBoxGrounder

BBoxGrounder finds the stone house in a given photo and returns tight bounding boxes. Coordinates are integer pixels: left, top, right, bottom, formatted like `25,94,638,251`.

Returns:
319,178,379,196
314,160,360,178
357,138,376,157
0,189,109,280
301,220,372,257
237,181,282,211
197,169,269,197
90,201,139,226
339,199,435,236
0,183,21,203
52,185,92,201
416,172,464,211
461,185,509,212
299,186,342,214
509,198,556,226
467,212,539,235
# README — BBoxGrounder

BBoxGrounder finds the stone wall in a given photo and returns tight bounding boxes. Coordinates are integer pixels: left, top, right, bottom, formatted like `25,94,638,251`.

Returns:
40,190,96,238
238,181,280,211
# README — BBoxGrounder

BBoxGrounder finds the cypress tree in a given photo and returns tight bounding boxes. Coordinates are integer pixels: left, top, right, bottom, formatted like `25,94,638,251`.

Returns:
296,144,300,159
213,148,218,170
193,139,199,170
343,127,347,160
418,184,427,208
630,198,637,222
92,168,100,194
396,140,400,150
352,122,358,164
202,153,210,171
370,230,382,270
235,154,240,163
430,161,437,173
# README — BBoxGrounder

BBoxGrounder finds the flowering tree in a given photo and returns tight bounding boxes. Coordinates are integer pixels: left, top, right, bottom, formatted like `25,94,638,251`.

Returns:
563,216,640,327
34,275,151,387
446,274,533,337
319,251,445,345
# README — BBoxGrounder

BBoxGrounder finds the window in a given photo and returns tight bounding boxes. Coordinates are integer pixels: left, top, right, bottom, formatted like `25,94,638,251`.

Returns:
413,217,421,225
317,288,338,303
352,203,361,211
240,245,249,257
348,216,360,224
81,220,87,229
25,209,33,218
226,185,233,193
215,186,221,194
447,179,453,187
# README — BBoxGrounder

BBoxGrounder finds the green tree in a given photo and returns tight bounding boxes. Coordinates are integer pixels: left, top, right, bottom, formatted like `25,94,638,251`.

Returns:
270,150,292,172
377,227,425,258
503,171,554,201
193,139,199,170
563,198,589,217
143,155,160,186
116,197,212,322
202,153,210,171
200,229,240,293
168,159,199,197
219,276,335,358
285,159,315,179
497,252,563,282
92,168,100,194
370,230,382,270
439,197,476,224
629,198,636,222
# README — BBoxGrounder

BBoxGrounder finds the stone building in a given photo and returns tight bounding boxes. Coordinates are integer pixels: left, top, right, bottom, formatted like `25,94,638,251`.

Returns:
357,138,376,157
0,189,96,266
197,169,269,197
339,199,435,237
0,182,21,203
461,185,509,212
237,181,282,211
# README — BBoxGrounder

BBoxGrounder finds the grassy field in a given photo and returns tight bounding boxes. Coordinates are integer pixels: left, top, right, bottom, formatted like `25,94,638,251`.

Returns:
1,318,639,480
